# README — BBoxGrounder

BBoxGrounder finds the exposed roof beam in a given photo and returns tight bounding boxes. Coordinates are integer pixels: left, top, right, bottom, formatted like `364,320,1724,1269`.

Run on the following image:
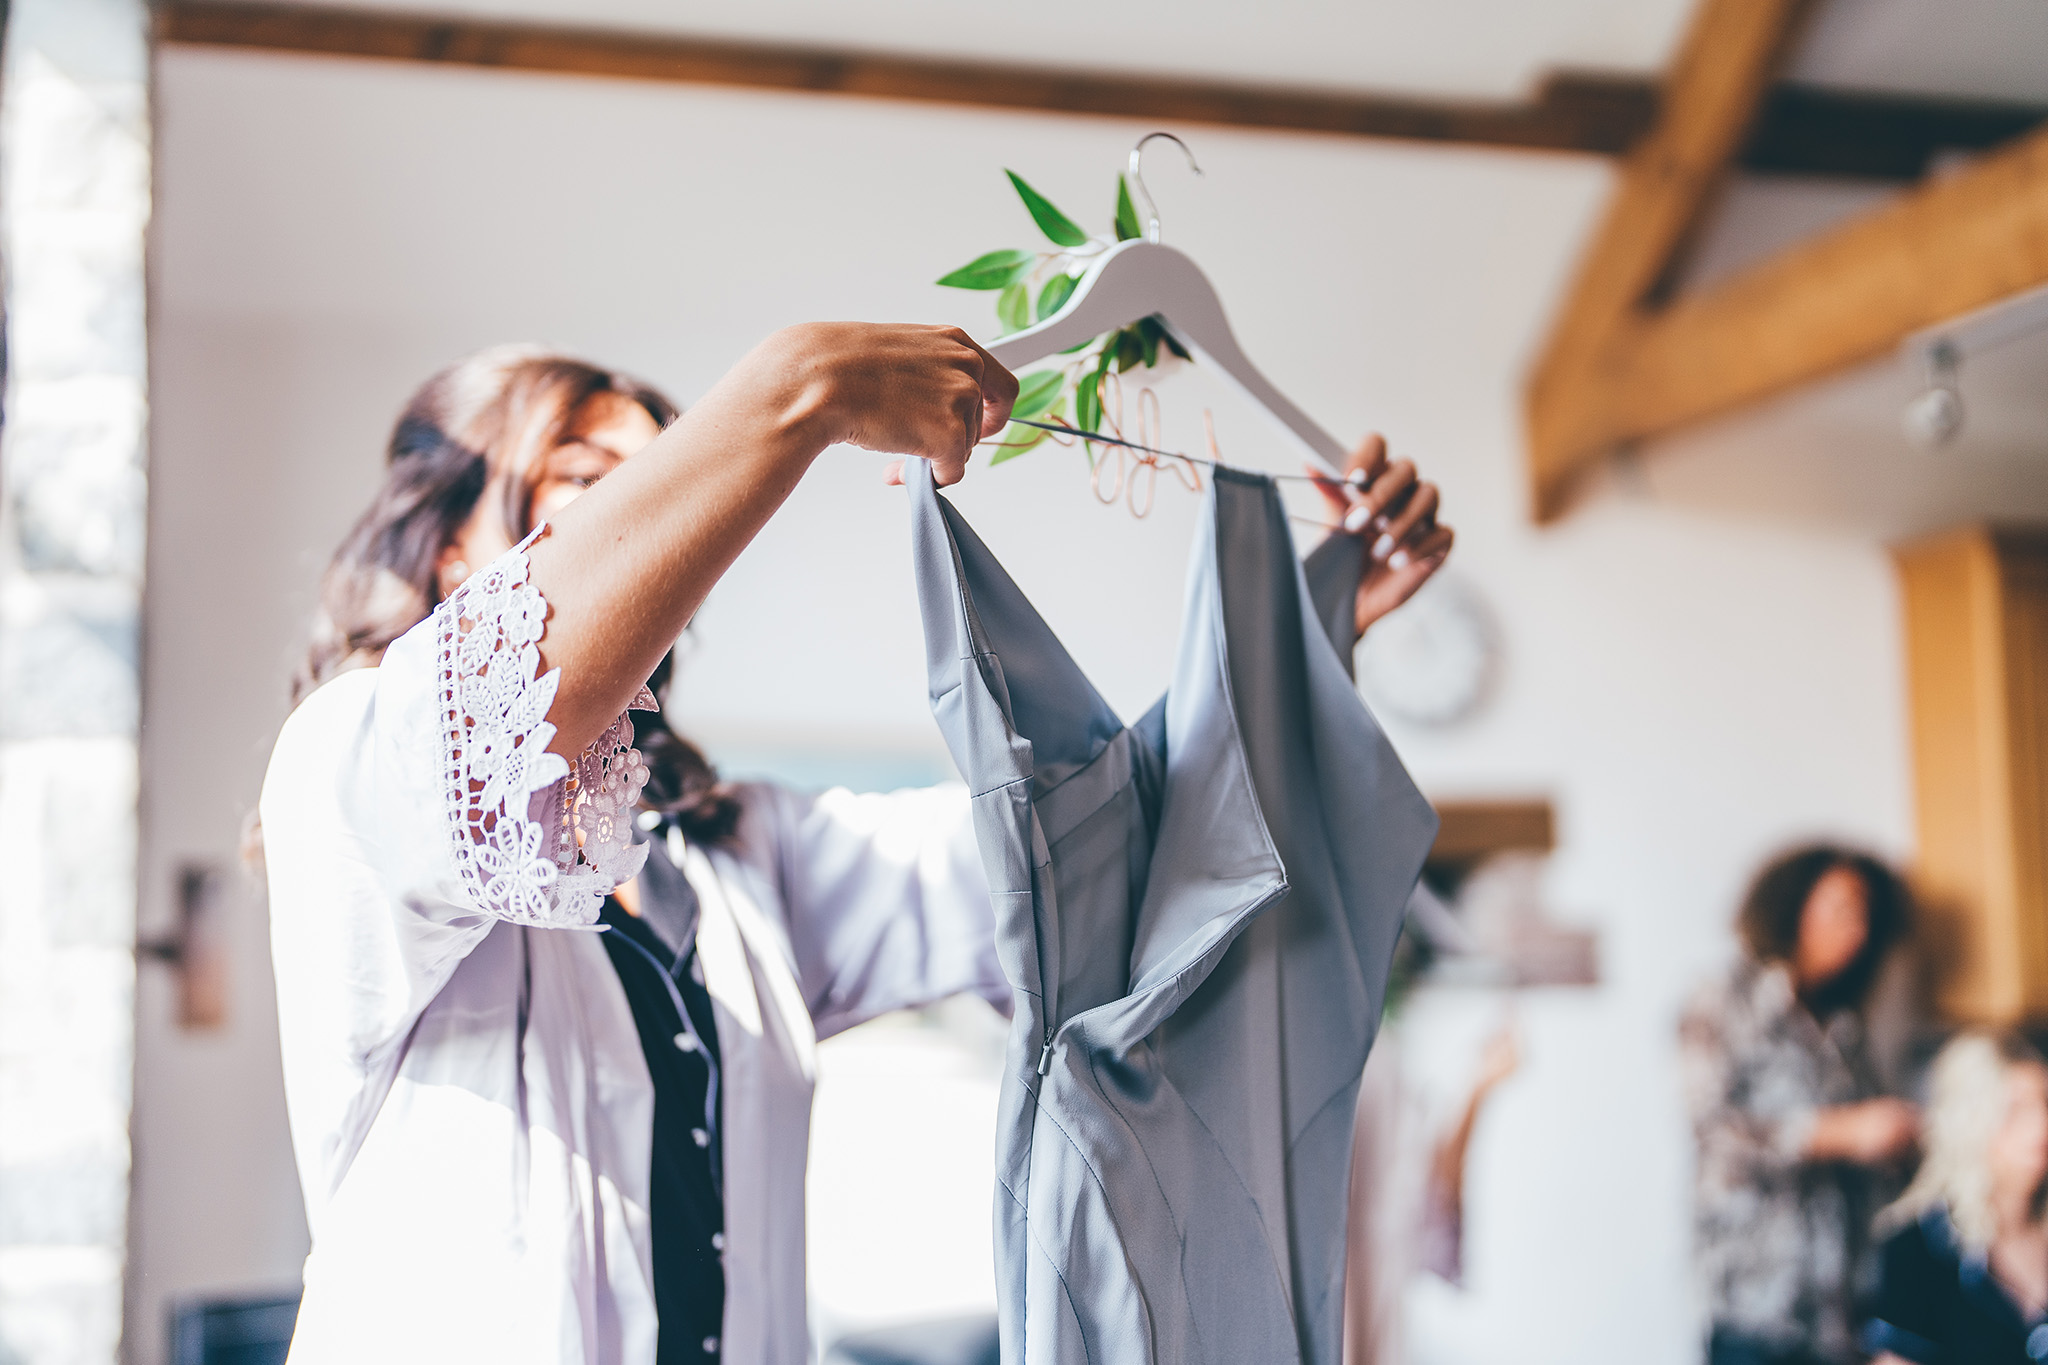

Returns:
156,2,1657,154
1586,124,2048,469
159,2,2043,176
1744,84,2048,180
1528,0,1820,520
1526,0,2048,521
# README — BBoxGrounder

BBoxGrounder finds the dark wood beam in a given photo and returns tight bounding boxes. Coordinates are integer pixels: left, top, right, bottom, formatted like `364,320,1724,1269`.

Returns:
156,2,1659,155
156,3,2048,178
1743,84,2048,180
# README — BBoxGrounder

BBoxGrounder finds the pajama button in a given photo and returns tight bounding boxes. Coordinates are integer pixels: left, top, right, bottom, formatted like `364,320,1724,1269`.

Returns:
692,1128,710,1147
702,1336,718,1353
673,1031,697,1052
711,1232,724,1251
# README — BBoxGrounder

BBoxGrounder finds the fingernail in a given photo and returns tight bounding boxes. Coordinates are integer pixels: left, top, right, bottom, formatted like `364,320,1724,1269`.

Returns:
1344,505,1373,533
1371,532,1396,560
1346,468,1369,488
1388,549,1410,570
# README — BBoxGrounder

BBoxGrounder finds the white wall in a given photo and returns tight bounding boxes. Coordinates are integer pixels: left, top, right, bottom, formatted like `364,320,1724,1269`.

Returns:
137,46,1918,1365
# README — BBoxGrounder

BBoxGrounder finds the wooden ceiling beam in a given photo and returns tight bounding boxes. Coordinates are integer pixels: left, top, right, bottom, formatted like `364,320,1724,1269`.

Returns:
1527,0,1819,519
1605,123,2048,451
156,2,1659,154
157,3,2044,176
1527,0,2048,522
1743,85,2048,180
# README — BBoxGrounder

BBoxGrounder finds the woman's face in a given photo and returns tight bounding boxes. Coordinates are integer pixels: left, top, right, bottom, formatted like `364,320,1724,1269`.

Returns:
1792,865,1871,993
438,391,663,596
1987,1062,2048,1208
527,391,663,527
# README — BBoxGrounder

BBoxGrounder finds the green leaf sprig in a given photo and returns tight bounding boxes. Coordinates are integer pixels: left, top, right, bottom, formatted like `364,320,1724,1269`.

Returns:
936,169,1189,464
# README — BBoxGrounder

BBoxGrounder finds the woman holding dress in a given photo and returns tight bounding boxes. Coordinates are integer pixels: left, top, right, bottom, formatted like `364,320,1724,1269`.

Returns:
260,325,1451,1365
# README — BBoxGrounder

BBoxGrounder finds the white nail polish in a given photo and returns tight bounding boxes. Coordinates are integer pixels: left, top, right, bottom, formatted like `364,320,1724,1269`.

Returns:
1344,505,1372,533
1388,549,1411,570
1371,533,1396,560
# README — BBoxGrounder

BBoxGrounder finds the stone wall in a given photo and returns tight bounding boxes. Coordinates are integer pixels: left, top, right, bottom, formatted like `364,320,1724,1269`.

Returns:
0,1,150,1361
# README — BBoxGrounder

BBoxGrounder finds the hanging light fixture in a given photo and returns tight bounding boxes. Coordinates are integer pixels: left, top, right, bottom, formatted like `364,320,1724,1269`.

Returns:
1902,338,1963,448
1902,279,2048,449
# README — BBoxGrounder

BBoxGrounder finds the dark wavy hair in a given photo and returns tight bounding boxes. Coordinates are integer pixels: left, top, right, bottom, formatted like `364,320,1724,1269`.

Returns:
1737,843,1913,1014
297,344,741,844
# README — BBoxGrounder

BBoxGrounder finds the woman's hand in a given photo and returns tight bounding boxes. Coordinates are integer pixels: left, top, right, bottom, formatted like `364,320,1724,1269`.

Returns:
1309,434,1455,638
756,322,1017,486
528,322,1016,757
1805,1098,1920,1167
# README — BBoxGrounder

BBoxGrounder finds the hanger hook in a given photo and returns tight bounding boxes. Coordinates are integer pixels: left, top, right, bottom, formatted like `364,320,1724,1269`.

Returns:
1129,132,1202,244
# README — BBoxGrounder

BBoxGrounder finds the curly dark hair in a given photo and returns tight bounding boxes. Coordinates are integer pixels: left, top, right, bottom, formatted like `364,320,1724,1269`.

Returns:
1737,843,1913,1014
297,344,740,844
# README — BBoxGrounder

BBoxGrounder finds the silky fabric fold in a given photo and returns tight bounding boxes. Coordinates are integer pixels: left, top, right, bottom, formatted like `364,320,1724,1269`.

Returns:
905,458,1438,1365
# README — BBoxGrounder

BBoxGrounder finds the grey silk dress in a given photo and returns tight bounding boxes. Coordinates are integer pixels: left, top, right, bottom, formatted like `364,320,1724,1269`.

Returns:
905,457,1439,1365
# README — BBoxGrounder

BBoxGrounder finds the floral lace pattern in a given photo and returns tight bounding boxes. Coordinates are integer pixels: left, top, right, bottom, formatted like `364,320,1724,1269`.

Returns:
437,526,655,928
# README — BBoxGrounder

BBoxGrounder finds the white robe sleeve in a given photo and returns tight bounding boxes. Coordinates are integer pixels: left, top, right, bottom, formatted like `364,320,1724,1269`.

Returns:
737,781,1008,1040
260,529,655,1075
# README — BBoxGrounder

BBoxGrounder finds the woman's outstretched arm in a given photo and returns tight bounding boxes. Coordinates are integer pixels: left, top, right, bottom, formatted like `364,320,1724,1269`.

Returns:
526,323,1016,757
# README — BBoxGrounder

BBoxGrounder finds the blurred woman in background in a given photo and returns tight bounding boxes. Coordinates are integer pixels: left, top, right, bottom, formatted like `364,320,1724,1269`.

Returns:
1865,1031,2048,1365
1680,845,1919,1365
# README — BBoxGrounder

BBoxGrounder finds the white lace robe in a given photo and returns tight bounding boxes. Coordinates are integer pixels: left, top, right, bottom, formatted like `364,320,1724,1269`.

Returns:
260,534,1005,1365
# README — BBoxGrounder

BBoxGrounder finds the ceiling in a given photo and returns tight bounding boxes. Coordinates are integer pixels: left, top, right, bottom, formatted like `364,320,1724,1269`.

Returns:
1638,321,2048,541
1788,0,2048,103
253,0,2048,104
213,0,2048,536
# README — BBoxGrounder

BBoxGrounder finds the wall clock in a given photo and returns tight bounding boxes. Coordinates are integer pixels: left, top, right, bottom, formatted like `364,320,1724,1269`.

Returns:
1354,570,1497,728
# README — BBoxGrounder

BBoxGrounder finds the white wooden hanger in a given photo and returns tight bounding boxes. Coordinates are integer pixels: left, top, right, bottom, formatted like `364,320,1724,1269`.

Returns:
984,135,1349,476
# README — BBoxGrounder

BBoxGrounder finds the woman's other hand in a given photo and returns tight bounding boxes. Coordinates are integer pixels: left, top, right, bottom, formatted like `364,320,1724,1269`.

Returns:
1806,1097,1921,1167
740,322,1015,488
1309,434,1455,638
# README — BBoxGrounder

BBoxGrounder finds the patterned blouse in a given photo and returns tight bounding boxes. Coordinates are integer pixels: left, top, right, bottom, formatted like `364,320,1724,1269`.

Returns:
1679,957,1887,1362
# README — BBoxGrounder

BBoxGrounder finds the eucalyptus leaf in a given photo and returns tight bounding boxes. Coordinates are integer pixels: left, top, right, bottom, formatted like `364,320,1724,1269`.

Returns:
1094,342,1118,389
997,282,1031,333
1078,345,1117,432
936,248,1036,290
1114,174,1142,242
1006,170,1090,248
1036,272,1079,321
1010,369,1065,421
989,423,1051,464
1075,363,1100,434
1114,327,1144,373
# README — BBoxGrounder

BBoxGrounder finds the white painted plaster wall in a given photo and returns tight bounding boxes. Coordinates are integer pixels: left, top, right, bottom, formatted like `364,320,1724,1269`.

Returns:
136,47,1919,1365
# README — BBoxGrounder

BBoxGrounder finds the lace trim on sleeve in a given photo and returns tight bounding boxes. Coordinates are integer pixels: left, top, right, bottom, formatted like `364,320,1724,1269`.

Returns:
437,526,656,928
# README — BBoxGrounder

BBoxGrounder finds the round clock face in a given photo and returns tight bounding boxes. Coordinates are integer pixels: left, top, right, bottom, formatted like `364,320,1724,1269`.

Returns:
1354,570,1497,728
